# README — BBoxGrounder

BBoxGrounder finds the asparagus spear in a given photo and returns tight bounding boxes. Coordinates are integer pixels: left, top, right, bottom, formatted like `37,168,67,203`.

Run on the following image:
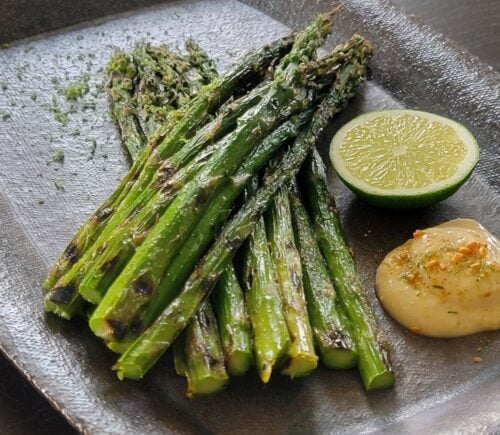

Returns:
244,178,290,383
266,186,318,377
44,35,293,300
289,180,357,369
302,149,395,391
155,43,228,395
88,12,333,341
77,83,271,304
107,111,312,354
182,302,229,397
107,51,147,161
184,38,218,86
134,43,199,136
114,37,371,379
133,43,180,137
212,263,252,376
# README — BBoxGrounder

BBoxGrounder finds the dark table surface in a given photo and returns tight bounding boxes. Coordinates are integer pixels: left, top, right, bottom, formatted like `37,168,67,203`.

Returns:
0,1,498,433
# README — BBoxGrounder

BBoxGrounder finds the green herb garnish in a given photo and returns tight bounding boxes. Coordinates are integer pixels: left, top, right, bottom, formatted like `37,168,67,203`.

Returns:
50,149,65,164
64,73,90,101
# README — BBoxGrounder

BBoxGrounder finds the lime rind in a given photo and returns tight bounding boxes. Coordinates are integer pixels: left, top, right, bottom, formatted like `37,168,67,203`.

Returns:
329,110,479,209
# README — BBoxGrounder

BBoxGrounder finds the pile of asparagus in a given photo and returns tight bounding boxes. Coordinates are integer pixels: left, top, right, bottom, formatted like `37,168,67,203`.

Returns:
43,11,395,396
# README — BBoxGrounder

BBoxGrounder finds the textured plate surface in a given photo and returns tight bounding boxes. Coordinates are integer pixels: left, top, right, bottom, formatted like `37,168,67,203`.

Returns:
0,0,498,433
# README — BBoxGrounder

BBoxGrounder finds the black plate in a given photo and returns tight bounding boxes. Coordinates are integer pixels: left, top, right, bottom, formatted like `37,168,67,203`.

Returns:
0,0,498,433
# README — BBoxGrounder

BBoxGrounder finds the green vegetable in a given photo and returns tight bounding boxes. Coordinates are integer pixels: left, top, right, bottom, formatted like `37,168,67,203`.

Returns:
212,263,252,376
182,302,229,397
244,179,290,383
107,50,146,160
302,148,395,390
266,187,317,377
289,180,357,369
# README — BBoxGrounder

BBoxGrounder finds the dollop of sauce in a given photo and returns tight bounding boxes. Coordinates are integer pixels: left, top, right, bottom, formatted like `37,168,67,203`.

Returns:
376,219,500,337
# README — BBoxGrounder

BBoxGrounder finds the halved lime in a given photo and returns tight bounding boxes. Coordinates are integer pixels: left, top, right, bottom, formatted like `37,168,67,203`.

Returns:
329,110,479,209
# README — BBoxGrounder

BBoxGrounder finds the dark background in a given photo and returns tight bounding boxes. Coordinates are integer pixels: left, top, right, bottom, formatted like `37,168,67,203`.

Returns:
0,0,498,433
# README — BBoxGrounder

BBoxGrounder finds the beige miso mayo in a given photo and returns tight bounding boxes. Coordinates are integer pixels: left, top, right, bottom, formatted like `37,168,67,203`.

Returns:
376,219,500,337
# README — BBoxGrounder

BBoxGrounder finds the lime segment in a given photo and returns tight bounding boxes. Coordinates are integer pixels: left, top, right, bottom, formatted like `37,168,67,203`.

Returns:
329,110,479,209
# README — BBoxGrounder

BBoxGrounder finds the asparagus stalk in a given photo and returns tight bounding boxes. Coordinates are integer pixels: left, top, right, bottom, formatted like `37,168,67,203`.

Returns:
302,149,395,390
266,186,318,378
107,51,147,161
134,43,200,136
289,180,357,369
243,178,290,383
184,38,219,86
44,35,293,302
133,43,181,137
212,263,252,376
107,111,312,354
163,43,228,395
114,37,371,379
182,302,229,397
77,82,271,304
88,13,333,341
